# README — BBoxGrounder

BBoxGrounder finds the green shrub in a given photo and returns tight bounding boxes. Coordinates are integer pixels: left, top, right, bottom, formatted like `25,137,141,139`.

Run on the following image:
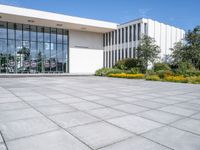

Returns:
154,63,171,72
186,76,200,84
176,62,196,75
130,67,141,74
157,70,174,78
146,70,157,76
114,58,144,71
184,70,200,77
145,75,161,81
95,68,123,76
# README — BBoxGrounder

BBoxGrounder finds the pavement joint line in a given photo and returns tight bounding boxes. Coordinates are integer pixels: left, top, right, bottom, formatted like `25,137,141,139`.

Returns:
2,129,61,143
168,124,200,137
0,77,199,150
6,89,94,150
95,136,135,150
73,106,172,149
139,134,174,150
100,118,173,150
0,131,9,150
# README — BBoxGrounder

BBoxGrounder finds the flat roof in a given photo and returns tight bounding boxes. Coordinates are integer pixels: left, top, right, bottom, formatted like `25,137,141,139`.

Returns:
0,4,118,33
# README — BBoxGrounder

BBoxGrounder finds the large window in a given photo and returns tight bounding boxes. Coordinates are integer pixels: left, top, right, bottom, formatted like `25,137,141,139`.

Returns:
125,27,128,42
0,21,68,73
122,28,124,43
129,26,132,42
133,25,136,41
138,23,141,40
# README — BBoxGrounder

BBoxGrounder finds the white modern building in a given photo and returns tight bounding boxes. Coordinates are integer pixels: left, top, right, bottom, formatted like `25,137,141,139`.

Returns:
104,18,185,68
0,4,185,74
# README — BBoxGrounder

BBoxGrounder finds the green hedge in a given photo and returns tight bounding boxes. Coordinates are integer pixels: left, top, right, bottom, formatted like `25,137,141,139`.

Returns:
154,63,171,72
114,58,145,71
95,68,124,76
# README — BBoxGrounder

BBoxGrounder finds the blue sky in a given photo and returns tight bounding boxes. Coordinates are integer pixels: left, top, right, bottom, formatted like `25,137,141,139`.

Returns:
0,0,199,31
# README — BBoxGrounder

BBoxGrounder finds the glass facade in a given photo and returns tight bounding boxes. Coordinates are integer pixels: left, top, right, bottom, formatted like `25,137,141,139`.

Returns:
0,21,69,74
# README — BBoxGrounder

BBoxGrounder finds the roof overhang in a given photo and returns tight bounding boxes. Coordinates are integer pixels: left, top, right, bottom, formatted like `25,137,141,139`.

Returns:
0,4,118,33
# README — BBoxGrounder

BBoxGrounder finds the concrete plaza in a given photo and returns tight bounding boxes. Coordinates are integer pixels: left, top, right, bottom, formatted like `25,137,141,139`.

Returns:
0,76,200,150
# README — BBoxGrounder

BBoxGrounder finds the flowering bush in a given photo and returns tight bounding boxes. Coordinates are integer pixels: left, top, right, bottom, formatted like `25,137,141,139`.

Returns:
95,68,123,76
145,75,161,81
186,76,200,84
108,73,145,79
164,75,187,83
157,70,174,78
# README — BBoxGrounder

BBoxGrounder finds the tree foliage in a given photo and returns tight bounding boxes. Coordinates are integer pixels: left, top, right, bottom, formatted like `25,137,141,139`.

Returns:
171,26,200,69
137,35,160,70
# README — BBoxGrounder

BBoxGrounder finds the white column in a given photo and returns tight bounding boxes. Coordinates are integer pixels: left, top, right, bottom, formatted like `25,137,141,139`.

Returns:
113,31,116,65
127,26,130,58
120,28,122,60
116,29,119,63
105,33,108,68
123,27,126,58
110,32,113,68
131,24,134,58
135,24,138,58
103,34,106,68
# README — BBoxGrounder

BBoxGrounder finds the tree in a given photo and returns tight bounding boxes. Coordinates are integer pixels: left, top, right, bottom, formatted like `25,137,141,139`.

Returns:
137,35,160,70
186,26,200,69
170,41,186,65
171,26,200,69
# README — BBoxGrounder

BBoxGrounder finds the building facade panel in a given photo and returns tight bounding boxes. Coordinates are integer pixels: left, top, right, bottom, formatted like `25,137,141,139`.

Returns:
103,18,185,68
69,30,104,74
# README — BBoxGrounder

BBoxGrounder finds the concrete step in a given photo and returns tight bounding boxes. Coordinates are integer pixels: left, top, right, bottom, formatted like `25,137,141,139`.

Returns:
0,73,93,78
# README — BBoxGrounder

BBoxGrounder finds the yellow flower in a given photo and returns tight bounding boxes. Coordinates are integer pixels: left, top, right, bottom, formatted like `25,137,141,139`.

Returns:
108,73,144,79
164,75,187,83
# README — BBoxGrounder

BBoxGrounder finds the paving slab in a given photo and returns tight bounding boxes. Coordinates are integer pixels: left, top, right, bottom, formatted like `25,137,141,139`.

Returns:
50,111,99,128
0,117,58,140
191,113,200,120
107,115,163,134
113,104,148,114
159,106,197,117
7,130,91,150
143,126,200,150
137,110,183,124
0,134,3,143
0,144,6,150
57,97,86,104
82,95,103,101
0,97,22,104
95,99,123,106
21,95,50,101
35,104,76,116
132,100,166,109
0,108,42,122
69,101,104,111
69,121,133,149
27,99,60,107
0,102,30,112
171,118,200,135
174,102,200,111
150,98,180,105
99,136,170,150
87,108,127,119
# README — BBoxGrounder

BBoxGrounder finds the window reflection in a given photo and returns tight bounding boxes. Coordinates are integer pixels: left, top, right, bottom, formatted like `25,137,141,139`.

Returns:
0,21,68,74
